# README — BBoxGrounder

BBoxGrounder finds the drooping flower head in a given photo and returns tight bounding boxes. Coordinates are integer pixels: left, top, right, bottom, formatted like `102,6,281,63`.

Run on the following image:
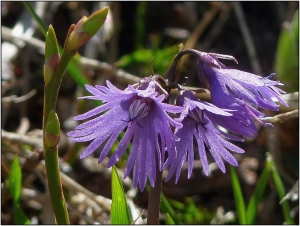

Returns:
166,90,245,183
196,52,288,137
67,78,182,191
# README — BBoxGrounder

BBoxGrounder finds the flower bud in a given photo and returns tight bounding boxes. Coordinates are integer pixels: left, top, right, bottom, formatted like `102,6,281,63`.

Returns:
66,6,109,51
44,25,60,84
45,110,60,148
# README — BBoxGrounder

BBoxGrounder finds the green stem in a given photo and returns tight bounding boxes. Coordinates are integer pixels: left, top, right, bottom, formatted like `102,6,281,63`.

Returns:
44,50,76,113
43,50,76,224
44,150,69,224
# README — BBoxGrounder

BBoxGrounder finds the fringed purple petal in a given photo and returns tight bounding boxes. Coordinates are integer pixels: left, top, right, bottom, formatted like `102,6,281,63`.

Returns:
98,124,127,163
73,102,114,120
79,135,109,159
107,123,136,167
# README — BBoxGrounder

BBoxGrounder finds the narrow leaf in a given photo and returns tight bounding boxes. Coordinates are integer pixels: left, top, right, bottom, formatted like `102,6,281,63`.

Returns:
8,156,22,202
160,193,180,224
246,159,272,224
230,166,247,224
268,154,295,224
166,213,175,225
111,166,131,224
13,203,30,225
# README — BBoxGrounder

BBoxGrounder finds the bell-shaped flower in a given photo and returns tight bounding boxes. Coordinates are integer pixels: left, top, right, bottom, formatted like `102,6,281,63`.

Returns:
197,52,288,137
166,90,245,183
67,79,182,191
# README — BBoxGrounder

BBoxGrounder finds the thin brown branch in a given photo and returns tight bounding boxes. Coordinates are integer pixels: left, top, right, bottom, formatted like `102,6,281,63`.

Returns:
1,89,37,104
2,129,43,150
262,110,299,123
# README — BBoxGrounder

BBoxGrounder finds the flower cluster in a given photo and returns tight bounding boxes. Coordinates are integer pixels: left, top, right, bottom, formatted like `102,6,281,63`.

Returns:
67,50,288,191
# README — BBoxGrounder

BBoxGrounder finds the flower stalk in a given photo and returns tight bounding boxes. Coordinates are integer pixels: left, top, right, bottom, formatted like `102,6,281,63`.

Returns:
147,163,163,224
43,25,70,225
42,7,109,224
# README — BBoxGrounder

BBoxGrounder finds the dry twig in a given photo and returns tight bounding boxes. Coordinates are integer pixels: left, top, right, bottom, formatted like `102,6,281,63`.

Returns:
262,110,298,123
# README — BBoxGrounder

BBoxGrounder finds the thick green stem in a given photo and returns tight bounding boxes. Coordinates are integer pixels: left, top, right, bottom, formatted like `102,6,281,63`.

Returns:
147,165,163,224
43,50,76,224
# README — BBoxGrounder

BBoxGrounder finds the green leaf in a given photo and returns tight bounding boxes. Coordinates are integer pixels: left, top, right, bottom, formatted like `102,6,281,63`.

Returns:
13,203,30,224
9,156,22,202
246,159,272,224
267,153,295,224
117,45,179,76
230,166,247,224
166,213,175,225
275,11,299,92
8,156,31,224
111,166,131,224
160,193,180,224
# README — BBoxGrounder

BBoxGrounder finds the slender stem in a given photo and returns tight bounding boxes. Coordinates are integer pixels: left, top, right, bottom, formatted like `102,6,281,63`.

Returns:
165,49,200,83
44,51,76,113
44,150,69,224
147,165,163,224
42,50,76,224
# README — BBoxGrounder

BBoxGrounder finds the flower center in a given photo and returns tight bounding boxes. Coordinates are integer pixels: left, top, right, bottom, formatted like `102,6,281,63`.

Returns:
128,98,150,122
188,108,207,128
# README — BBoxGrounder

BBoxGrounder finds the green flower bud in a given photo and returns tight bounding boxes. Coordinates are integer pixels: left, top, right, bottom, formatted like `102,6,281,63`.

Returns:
45,25,59,60
44,25,60,84
44,53,60,84
66,6,109,51
45,110,60,148
82,6,109,36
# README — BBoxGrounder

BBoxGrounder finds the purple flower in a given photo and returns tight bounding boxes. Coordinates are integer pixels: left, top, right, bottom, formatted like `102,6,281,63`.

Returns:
197,52,288,137
67,79,183,191
166,90,245,182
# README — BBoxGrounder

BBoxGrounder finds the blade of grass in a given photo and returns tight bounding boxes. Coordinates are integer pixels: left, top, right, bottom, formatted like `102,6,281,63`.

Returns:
160,192,180,224
246,158,272,224
9,156,30,224
166,213,175,225
13,202,31,224
267,153,295,224
230,165,247,224
111,166,131,224
8,157,22,203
